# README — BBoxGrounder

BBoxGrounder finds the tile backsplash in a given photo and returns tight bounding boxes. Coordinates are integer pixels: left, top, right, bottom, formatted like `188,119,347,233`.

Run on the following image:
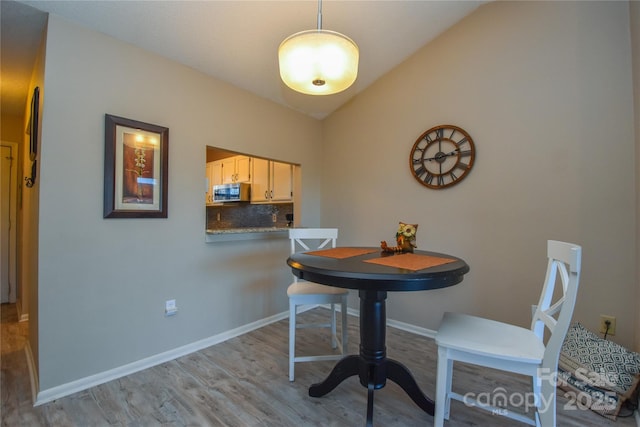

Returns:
206,203,293,230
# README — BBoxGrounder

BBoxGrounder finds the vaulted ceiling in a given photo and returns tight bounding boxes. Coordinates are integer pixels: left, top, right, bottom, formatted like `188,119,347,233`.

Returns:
2,1,485,120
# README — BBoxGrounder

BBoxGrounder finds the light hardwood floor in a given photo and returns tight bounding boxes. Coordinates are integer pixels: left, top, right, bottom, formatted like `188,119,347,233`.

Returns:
1,304,637,426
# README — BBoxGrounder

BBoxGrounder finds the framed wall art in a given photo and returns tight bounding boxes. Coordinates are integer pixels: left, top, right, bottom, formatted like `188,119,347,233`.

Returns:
28,86,39,161
103,114,169,218
24,86,40,188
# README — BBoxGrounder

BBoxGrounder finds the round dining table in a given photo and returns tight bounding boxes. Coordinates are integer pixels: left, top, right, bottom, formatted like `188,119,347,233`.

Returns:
287,247,470,426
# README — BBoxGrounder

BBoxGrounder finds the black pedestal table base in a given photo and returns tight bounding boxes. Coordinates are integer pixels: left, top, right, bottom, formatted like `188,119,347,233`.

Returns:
308,290,434,426
287,248,468,426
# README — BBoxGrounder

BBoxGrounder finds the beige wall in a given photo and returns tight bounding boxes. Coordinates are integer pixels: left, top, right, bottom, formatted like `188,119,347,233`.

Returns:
324,1,637,348
21,21,47,380
632,0,640,353
28,0,639,397
36,14,322,392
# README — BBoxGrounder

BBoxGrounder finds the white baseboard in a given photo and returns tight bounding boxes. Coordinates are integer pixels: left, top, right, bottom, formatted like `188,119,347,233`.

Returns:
387,317,437,339
321,303,437,338
33,304,436,406
34,310,289,406
16,299,29,322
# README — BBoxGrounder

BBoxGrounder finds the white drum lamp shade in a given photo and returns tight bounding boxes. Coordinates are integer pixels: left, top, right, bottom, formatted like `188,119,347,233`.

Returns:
278,14,359,95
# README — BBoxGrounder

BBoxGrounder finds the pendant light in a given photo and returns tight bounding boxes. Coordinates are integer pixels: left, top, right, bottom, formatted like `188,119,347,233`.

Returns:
278,0,359,95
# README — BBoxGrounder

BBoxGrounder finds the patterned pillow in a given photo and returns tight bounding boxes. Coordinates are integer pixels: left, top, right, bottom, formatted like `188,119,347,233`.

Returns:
557,322,640,419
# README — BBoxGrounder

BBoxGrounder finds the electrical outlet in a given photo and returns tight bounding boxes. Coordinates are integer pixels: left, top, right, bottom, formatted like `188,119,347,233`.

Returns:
216,212,221,221
599,315,616,336
272,213,277,222
165,299,178,317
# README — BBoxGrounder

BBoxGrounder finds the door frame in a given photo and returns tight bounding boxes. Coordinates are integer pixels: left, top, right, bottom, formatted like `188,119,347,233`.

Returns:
1,141,18,304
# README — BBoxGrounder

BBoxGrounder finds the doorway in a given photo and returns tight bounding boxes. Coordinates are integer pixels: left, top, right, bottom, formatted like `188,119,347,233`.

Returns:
1,141,18,303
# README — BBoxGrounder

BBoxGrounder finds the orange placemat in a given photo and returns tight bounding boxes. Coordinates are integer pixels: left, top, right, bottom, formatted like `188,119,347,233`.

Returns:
364,253,457,271
306,247,379,259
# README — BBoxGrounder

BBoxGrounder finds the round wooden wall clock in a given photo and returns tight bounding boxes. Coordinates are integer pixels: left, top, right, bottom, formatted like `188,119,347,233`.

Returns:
409,124,476,189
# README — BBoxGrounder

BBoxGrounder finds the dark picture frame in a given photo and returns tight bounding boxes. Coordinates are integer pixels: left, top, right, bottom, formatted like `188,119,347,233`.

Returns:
28,86,39,161
24,87,40,188
104,114,169,218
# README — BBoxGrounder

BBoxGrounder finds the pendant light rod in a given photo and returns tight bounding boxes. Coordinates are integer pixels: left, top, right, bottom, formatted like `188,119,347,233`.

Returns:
317,0,322,30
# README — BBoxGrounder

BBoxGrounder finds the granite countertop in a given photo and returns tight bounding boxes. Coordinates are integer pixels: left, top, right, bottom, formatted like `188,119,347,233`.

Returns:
205,226,289,242
206,227,289,235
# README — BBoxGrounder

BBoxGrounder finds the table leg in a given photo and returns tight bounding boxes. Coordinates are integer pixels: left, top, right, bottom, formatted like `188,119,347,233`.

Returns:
367,380,375,427
309,290,434,425
359,290,386,427
309,355,359,397
386,359,435,415
357,290,388,390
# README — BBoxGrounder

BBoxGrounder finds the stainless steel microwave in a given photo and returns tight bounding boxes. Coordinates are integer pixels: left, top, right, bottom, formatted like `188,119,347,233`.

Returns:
213,183,251,202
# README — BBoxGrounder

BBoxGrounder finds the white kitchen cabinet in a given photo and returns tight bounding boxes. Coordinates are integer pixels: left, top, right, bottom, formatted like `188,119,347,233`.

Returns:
211,161,223,186
205,161,224,205
251,158,293,203
271,161,293,201
221,155,251,183
205,162,214,205
251,158,270,202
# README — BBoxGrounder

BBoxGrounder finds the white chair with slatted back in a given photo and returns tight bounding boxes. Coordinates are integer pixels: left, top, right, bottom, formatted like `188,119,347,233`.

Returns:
288,228,348,382
434,240,581,427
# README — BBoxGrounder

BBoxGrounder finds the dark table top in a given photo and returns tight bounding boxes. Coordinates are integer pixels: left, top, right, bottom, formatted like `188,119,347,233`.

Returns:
287,247,469,292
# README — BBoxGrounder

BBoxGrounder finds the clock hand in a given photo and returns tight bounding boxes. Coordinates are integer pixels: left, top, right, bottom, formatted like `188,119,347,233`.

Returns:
425,148,460,161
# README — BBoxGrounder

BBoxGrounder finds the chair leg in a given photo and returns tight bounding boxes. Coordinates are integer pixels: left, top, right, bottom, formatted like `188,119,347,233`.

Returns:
532,371,541,404
435,347,453,427
289,302,296,382
341,297,348,354
536,375,556,427
330,302,337,349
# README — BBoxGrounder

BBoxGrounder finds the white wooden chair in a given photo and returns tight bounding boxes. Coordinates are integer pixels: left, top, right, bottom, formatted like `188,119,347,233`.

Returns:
288,228,348,382
434,240,582,427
